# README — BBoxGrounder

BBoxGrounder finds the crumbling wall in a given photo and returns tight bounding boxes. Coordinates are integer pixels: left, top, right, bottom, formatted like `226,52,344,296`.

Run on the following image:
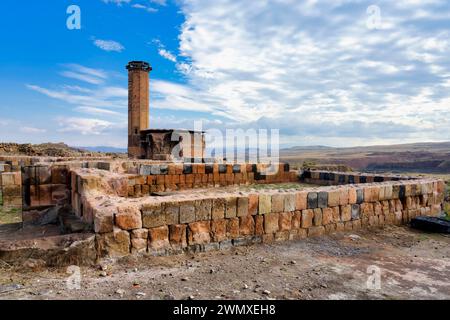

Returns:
70,168,445,258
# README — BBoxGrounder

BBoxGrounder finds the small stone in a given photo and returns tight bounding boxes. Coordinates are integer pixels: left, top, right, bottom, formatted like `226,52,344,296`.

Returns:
99,271,107,277
181,277,189,282
243,284,249,289
262,290,271,295
115,289,125,295
136,292,146,297
232,290,240,294
290,260,297,265
188,295,195,300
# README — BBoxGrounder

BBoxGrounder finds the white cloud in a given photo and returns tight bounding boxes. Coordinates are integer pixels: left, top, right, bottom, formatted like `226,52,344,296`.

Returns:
101,0,131,5
93,39,125,52
132,4,158,13
158,48,177,62
20,127,47,134
57,117,115,135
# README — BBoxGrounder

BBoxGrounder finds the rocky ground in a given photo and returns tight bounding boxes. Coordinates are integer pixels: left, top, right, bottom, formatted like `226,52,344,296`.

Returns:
0,225,449,300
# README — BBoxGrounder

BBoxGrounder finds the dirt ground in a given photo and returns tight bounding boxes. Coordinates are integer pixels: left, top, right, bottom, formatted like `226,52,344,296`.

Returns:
0,225,449,300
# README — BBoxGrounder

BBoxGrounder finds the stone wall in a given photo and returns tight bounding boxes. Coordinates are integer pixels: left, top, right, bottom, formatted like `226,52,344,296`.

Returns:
0,171,22,209
70,168,446,258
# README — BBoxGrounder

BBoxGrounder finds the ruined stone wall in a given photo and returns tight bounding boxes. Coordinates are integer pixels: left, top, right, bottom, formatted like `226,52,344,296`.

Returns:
70,168,445,258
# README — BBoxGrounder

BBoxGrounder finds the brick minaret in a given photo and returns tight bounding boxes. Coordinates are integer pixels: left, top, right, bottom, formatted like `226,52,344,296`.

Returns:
126,61,152,158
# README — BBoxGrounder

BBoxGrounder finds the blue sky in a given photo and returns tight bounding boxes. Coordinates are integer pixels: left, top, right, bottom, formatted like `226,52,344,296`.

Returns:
1,0,450,148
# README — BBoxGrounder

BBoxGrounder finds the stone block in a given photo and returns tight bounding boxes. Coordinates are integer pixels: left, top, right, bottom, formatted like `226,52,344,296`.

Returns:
195,199,212,221
168,224,187,248
248,194,259,215
291,211,301,229
211,219,227,242
254,215,264,235
164,202,180,225
259,194,271,214
301,209,314,228
308,226,325,237
94,210,114,233
340,205,352,222
264,213,279,234
313,208,322,226
318,192,328,208
322,207,334,225
278,212,292,231
307,192,318,209
348,188,357,204
295,192,308,210
212,198,226,220
351,204,360,220
237,197,249,217
271,194,284,213
275,231,290,242
225,197,237,218
115,205,142,230
179,201,196,223
227,217,240,239
324,223,337,234
239,216,255,236
339,189,349,206
96,227,130,257
284,194,296,212
142,203,165,228
148,226,170,251
328,190,340,207
131,228,148,253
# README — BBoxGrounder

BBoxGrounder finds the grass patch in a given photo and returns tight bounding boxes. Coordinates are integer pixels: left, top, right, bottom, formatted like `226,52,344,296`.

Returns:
0,206,22,225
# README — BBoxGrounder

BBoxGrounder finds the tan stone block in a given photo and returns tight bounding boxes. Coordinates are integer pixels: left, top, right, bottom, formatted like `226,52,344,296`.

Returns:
336,222,345,232
324,223,337,234
313,208,322,226
291,211,301,229
195,199,212,221
38,185,52,206
211,219,227,242
248,194,259,215
94,210,114,233
352,220,362,230
344,221,353,231
340,205,352,222
278,212,292,231
142,203,165,228
332,206,340,222
237,197,249,217
148,226,170,250
295,192,308,210
271,194,284,213
259,194,271,214
227,217,240,239
308,226,325,237
301,209,314,228
364,186,379,202
131,228,148,253
327,190,340,207
96,227,130,257
296,228,307,239
212,198,226,220
275,231,290,242
262,233,274,243
115,205,142,230
348,188,357,204
339,189,349,206
264,213,279,234
225,197,237,218
164,202,179,225
254,215,264,235
239,216,255,236
322,207,334,225
179,201,196,223
284,194,296,212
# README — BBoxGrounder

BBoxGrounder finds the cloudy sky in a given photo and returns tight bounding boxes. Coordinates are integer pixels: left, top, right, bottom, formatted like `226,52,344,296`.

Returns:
0,0,449,148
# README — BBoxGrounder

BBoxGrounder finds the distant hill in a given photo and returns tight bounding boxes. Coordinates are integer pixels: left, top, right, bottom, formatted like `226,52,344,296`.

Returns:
280,141,450,173
76,146,127,153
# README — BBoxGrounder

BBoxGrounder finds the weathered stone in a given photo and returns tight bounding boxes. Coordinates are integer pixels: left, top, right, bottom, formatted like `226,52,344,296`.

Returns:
239,216,255,236
271,194,284,213
179,201,196,223
212,198,226,220
313,208,322,226
324,223,337,234
187,221,211,245
264,213,279,234
322,207,334,225
254,215,264,235
211,219,227,242
274,231,289,242
295,192,308,210
131,228,148,253
195,199,212,221
96,227,130,257
340,205,352,222
142,203,165,228
115,205,142,230
169,224,187,248
284,194,296,212
308,226,325,237
348,188,357,204
291,211,301,229
259,194,271,214
148,226,170,250
339,189,349,206
164,202,179,225
94,210,114,233
248,194,259,215
227,217,240,238
278,212,292,231
328,190,340,207
307,192,318,209
237,197,249,217
351,204,360,220
318,192,328,208
225,197,237,218
301,209,314,228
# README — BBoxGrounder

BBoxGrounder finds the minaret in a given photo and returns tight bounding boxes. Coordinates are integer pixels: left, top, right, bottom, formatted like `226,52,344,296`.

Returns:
126,61,152,158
